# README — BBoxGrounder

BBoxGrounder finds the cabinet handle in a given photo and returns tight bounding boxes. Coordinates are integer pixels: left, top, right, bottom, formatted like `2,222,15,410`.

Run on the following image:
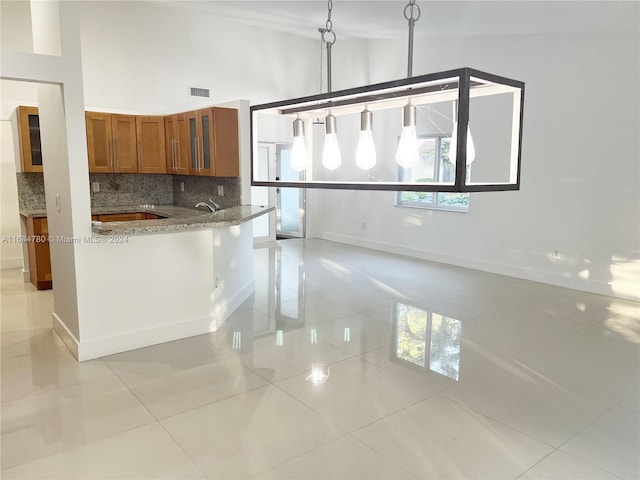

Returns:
109,139,113,171
137,139,141,167
175,139,180,172
115,139,119,170
173,139,177,172
195,136,200,172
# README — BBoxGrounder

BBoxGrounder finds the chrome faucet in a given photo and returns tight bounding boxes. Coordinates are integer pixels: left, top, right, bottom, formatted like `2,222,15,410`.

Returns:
195,199,221,212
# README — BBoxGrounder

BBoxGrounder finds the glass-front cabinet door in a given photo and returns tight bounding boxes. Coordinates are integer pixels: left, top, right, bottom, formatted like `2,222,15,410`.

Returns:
18,106,43,173
187,108,215,176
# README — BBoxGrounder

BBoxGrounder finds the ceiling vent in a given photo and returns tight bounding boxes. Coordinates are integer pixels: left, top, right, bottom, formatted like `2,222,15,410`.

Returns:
189,86,210,98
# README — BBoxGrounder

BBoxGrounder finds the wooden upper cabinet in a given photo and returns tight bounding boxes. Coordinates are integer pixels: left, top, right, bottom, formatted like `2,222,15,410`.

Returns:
136,116,166,174
187,108,215,176
164,113,189,175
213,107,240,177
111,115,137,173
186,107,239,177
86,112,137,173
17,106,43,173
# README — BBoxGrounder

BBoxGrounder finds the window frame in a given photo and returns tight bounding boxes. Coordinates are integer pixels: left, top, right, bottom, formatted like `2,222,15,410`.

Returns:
395,134,470,213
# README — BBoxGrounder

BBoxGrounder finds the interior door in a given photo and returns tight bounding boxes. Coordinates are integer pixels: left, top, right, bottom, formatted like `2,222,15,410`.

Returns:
252,143,276,243
276,144,305,239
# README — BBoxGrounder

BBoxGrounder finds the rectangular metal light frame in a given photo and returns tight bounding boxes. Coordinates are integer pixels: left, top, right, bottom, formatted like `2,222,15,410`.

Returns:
250,67,525,193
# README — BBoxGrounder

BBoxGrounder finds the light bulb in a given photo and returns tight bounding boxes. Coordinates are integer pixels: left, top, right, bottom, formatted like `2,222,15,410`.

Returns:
395,104,419,168
449,122,476,165
355,109,376,170
290,117,307,171
322,114,342,171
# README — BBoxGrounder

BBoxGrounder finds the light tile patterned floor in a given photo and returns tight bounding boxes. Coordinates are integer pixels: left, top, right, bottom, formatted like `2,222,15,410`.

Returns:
1,239,638,479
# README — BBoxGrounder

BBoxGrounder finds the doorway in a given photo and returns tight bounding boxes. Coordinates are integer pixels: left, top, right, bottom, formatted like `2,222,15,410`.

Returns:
275,144,305,239
252,142,306,242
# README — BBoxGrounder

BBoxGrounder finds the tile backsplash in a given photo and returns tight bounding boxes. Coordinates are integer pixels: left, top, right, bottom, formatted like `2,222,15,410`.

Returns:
89,173,172,207
16,172,241,211
16,173,46,210
172,175,241,210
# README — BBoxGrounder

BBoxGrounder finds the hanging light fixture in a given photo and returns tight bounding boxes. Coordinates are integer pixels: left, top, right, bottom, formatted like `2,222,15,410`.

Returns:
250,1,525,194
290,116,308,171
355,108,376,170
322,113,342,170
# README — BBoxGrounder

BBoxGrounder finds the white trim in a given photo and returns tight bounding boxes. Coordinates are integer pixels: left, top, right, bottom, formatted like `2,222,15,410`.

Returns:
314,231,639,302
54,280,255,362
214,279,255,329
52,312,79,359
73,313,218,362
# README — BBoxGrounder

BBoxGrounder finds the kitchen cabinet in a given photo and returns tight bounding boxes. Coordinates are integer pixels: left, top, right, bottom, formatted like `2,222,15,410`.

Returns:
186,107,239,177
187,108,215,176
164,113,190,174
17,106,43,173
26,217,52,290
136,116,166,174
86,112,138,173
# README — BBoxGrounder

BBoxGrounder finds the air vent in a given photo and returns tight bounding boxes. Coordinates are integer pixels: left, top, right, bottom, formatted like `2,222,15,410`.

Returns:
189,86,210,98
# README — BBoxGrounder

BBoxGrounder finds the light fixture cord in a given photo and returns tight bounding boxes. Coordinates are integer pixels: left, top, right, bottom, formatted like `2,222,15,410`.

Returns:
404,0,421,78
322,0,336,93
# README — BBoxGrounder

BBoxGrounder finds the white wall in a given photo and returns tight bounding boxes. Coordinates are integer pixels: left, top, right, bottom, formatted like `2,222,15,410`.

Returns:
311,29,640,301
77,1,319,114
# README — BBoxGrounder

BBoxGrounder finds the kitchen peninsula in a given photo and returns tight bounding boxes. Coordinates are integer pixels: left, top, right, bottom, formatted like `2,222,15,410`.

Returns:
19,202,272,361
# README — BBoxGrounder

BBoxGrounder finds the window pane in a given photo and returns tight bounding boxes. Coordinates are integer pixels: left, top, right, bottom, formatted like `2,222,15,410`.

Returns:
400,137,437,205
436,193,469,207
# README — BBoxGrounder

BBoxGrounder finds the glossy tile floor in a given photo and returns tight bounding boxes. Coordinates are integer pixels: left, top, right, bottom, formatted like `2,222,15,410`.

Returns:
1,239,638,479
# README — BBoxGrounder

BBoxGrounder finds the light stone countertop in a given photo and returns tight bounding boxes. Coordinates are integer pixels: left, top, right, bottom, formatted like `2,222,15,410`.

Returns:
20,204,273,236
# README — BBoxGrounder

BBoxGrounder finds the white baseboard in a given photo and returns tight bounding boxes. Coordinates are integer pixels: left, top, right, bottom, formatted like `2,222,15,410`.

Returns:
315,231,638,302
214,280,255,329
63,313,217,362
54,280,255,362
0,257,22,270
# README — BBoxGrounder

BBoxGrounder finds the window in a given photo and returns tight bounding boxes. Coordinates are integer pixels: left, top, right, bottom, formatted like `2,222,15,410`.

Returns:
396,134,469,212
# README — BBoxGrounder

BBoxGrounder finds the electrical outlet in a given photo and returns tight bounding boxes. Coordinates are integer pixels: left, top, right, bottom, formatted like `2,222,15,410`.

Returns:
91,182,100,193
180,182,185,192
362,222,366,230
217,185,224,196
215,276,221,289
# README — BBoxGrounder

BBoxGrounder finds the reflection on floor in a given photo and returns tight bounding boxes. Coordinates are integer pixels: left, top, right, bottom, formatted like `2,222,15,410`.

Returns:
1,239,638,479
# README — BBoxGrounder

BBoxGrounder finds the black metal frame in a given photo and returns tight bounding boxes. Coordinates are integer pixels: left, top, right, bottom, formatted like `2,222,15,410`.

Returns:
250,67,525,193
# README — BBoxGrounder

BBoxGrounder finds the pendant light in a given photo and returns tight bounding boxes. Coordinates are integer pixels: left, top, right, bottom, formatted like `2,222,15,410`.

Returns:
355,108,376,170
396,103,419,168
290,116,308,171
322,113,342,170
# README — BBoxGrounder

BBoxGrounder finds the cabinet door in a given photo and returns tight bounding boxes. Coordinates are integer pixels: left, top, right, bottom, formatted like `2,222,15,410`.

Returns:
199,109,215,176
165,114,190,175
213,107,240,177
17,106,43,173
136,116,166,174
187,111,200,175
112,114,138,173
26,217,52,290
86,111,113,173
175,114,190,175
